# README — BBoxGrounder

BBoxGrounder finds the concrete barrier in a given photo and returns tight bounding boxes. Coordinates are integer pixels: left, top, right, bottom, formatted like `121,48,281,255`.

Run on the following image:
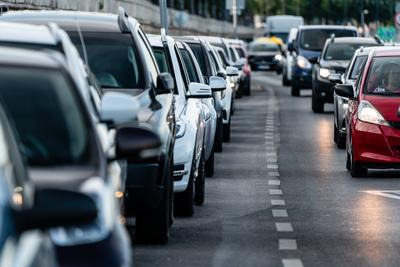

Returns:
0,0,255,38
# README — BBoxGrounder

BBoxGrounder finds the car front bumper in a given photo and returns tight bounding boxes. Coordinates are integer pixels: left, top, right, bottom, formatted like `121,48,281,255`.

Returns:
292,66,312,89
313,77,335,103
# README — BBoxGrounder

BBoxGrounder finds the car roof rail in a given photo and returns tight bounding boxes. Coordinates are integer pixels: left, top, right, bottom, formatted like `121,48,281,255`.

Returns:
118,6,130,33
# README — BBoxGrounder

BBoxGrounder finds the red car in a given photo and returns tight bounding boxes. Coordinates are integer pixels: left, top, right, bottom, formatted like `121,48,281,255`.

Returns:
335,47,400,177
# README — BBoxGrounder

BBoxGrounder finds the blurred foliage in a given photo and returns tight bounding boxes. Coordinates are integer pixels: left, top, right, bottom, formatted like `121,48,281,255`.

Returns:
247,0,397,25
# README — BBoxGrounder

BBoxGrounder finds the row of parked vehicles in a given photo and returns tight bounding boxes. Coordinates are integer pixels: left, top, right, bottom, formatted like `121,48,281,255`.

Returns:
279,24,400,177
0,8,252,267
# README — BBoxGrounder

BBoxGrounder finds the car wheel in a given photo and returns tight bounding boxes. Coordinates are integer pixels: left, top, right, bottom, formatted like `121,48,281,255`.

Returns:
349,149,367,177
244,77,251,96
205,146,215,177
135,157,172,244
282,71,291,86
214,115,223,152
291,84,300,96
223,116,231,143
334,124,346,149
174,157,195,217
312,89,324,113
195,152,205,206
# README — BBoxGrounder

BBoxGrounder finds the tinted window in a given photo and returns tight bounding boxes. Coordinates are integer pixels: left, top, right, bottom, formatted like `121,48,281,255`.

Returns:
69,32,144,89
153,47,170,73
218,51,229,68
349,55,368,80
229,47,238,62
250,43,279,52
324,43,373,61
365,56,400,96
300,29,357,51
180,48,200,83
0,67,93,166
188,43,207,76
235,47,246,58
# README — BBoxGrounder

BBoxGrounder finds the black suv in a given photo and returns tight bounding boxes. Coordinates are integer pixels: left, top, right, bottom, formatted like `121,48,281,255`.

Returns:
1,9,176,244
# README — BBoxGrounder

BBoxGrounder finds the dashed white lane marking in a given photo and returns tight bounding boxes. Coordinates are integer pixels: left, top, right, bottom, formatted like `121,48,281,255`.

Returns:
265,141,274,145
272,209,288,218
282,259,304,267
267,158,278,163
269,189,283,195
266,152,277,157
268,180,281,186
279,239,297,250
271,199,286,206
267,164,279,169
275,222,293,232
362,190,400,200
269,171,280,177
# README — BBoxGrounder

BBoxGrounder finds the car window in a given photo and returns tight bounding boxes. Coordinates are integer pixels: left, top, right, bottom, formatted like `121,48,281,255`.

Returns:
324,43,374,61
250,42,280,52
0,66,94,167
188,43,207,76
180,48,200,83
153,47,170,73
364,56,400,96
235,47,246,58
300,29,357,51
209,50,220,72
229,47,238,62
349,55,368,80
68,31,144,89
174,46,190,92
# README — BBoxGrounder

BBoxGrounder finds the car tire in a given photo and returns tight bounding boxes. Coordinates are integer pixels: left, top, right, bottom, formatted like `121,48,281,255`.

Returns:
282,72,291,86
244,77,251,96
312,89,324,113
349,149,367,177
195,152,205,206
205,146,215,177
174,157,195,217
214,115,223,152
223,116,231,143
291,84,300,96
135,157,172,244
334,124,346,149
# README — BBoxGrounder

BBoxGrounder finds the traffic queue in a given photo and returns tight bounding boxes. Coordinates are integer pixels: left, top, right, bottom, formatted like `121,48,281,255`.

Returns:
278,24,400,178
0,8,251,267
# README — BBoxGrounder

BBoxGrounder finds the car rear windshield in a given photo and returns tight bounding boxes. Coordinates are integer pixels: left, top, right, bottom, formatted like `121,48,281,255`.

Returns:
300,29,357,51
324,43,374,61
0,66,93,166
349,55,368,80
365,56,400,96
250,43,279,52
187,43,207,76
68,32,145,89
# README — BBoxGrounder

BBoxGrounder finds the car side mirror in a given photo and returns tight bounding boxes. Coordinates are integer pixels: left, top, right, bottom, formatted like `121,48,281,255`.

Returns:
217,71,226,79
156,72,174,95
115,126,162,161
209,76,227,91
329,73,342,84
15,189,97,232
100,92,139,125
335,84,355,99
226,66,239,77
308,56,319,64
187,82,212,98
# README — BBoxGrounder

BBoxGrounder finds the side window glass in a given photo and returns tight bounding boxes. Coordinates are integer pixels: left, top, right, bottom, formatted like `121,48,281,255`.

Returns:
180,49,200,83
137,28,159,84
174,46,190,91
355,67,364,96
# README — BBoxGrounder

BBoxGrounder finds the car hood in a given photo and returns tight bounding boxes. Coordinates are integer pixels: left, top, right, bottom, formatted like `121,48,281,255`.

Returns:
364,95,400,122
320,60,349,73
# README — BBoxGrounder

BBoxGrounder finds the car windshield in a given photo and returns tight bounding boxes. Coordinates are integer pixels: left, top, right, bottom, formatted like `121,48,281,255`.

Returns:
300,29,357,51
365,56,400,96
69,32,144,89
324,43,374,61
250,42,279,52
187,43,207,76
0,66,93,167
349,55,368,80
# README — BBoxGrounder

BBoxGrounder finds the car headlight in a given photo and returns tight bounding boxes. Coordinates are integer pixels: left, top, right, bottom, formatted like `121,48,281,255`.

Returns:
297,55,312,69
319,68,333,79
176,118,186,139
274,54,283,61
357,100,389,126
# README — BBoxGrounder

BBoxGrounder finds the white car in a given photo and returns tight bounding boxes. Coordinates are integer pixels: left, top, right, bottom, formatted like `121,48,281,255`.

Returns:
148,34,213,216
282,27,298,86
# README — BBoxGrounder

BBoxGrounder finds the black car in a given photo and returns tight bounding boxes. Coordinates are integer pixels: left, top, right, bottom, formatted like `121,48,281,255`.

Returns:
1,9,176,244
247,41,283,73
311,37,380,113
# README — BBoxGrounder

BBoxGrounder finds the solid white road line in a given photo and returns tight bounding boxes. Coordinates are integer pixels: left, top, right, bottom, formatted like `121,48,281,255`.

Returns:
362,190,400,200
279,239,297,250
269,189,283,195
282,259,304,267
272,209,288,217
271,199,286,206
268,180,281,186
275,222,293,232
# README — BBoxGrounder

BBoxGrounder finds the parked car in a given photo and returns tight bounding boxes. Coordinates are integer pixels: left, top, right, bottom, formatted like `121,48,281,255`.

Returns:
148,34,212,215
0,46,159,266
248,41,283,73
176,40,218,178
227,39,252,96
282,27,298,86
335,46,400,177
312,37,380,113
288,25,358,96
1,8,176,244
176,36,226,153
331,46,377,149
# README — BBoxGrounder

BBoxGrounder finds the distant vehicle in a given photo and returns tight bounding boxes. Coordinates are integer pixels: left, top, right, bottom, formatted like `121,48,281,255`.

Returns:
331,47,377,149
288,25,358,96
335,46,400,177
248,41,283,73
312,37,380,113
265,15,304,43
282,27,298,86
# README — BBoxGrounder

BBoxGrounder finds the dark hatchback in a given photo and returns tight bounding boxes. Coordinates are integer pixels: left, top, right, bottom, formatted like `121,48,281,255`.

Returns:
1,9,176,244
288,25,358,96
248,41,283,72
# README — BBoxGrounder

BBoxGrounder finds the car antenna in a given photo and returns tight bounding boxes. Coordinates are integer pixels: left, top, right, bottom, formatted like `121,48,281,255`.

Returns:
330,34,335,43
75,19,89,66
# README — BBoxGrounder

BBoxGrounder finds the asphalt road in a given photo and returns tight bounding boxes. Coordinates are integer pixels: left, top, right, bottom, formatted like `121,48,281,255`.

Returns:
134,72,400,267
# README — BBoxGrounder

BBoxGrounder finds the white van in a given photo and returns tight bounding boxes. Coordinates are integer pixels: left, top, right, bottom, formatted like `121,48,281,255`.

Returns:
265,15,304,43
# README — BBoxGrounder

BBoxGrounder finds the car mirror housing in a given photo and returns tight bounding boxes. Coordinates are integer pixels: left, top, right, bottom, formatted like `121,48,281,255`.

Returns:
329,74,342,84
187,82,212,98
100,92,139,125
217,71,227,80
335,84,355,99
156,72,174,95
209,76,227,91
226,66,239,77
